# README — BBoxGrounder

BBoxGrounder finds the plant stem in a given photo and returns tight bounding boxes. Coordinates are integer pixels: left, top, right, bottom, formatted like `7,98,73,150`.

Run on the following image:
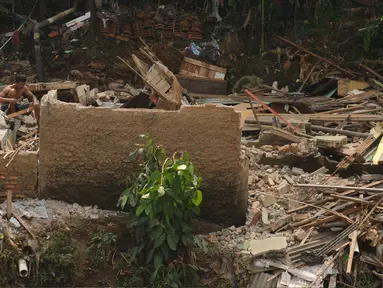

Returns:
261,0,265,51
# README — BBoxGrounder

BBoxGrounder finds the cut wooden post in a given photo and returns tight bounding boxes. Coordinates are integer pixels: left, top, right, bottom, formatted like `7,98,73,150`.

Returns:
247,95,263,132
299,227,314,246
7,190,12,219
372,137,383,165
346,206,361,274
7,106,35,119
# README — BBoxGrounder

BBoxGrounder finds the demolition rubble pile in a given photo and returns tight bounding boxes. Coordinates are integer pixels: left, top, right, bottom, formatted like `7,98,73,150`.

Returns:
239,37,383,171
202,147,383,287
0,104,38,159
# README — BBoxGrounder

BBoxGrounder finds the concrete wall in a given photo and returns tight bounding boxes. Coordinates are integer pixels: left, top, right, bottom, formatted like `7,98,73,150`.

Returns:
0,152,38,198
39,102,248,225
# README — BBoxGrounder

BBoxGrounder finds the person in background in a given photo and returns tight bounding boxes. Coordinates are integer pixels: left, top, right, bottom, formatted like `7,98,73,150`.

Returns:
0,74,40,122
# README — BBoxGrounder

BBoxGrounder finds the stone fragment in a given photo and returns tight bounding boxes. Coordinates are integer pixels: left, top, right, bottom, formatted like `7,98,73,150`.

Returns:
262,145,274,152
278,145,291,154
237,241,250,250
9,217,21,228
314,135,347,149
290,143,298,154
277,180,291,195
293,228,307,242
292,213,311,222
284,174,295,185
250,201,262,226
248,176,254,185
292,167,304,176
248,236,287,257
263,175,275,186
261,207,269,224
269,216,291,232
257,179,265,189
262,195,277,208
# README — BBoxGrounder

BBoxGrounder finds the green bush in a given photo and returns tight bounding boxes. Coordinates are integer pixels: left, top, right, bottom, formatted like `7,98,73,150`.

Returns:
118,135,203,285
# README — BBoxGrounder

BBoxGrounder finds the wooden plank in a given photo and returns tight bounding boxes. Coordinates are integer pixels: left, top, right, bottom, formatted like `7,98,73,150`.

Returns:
7,106,35,119
337,133,380,169
0,81,77,92
372,137,383,165
266,127,303,142
156,80,171,94
183,57,227,73
247,113,383,123
337,79,369,97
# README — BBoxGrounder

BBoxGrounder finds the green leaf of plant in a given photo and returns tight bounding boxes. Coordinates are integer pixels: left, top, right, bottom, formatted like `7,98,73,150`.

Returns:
129,246,138,262
118,194,128,209
146,249,155,264
128,149,138,161
150,226,164,240
132,216,147,227
149,217,157,228
149,267,159,284
166,235,177,251
160,244,169,261
144,203,152,216
181,234,189,245
191,206,200,215
192,190,203,206
154,233,166,248
150,171,161,181
154,253,163,270
136,204,145,216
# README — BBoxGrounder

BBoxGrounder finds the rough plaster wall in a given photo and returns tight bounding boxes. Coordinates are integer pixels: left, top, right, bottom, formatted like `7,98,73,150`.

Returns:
0,152,38,197
39,103,247,225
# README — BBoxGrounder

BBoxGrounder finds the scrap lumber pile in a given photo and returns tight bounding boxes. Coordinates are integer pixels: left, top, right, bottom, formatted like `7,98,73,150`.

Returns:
0,107,38,160
204,148,383,287
240,37,383,170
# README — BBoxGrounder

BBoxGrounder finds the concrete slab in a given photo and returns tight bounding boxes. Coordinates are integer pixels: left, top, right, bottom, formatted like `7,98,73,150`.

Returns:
248,236,287,256
314,135,348,149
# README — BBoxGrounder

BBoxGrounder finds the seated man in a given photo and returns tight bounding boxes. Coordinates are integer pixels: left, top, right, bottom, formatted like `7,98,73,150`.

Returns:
0,75,40,122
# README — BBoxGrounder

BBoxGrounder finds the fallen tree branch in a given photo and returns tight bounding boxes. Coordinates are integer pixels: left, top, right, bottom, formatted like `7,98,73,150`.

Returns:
274,35,355,77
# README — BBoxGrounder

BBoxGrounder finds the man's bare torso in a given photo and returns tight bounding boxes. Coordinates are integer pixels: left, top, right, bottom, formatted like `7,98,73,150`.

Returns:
2,84,29,101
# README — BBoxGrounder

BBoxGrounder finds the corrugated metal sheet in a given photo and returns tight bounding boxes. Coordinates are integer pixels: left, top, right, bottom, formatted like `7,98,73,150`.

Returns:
251,272,278,288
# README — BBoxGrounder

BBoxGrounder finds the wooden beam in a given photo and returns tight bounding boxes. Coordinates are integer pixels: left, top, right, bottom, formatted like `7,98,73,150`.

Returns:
294,183,383,193
337,132,381,169
7,106,35,119
0,81,77,92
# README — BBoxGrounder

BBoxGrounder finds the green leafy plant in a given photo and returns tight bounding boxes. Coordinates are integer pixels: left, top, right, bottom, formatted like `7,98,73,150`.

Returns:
118,135,203,276
89,231,117,268
360,15,383,51
39,232,78,287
